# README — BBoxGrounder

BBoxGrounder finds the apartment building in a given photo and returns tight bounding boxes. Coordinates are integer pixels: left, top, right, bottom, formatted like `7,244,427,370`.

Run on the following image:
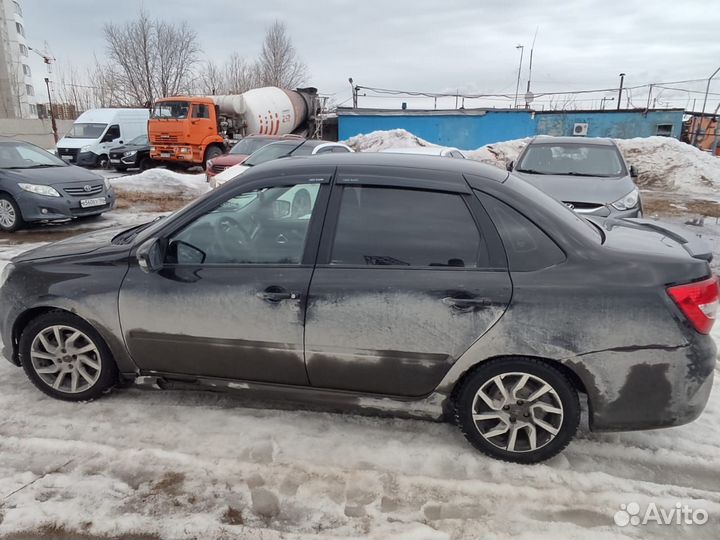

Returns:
0,0,37,118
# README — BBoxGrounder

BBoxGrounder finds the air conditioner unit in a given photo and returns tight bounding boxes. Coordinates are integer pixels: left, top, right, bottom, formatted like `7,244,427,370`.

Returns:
573,123,589,136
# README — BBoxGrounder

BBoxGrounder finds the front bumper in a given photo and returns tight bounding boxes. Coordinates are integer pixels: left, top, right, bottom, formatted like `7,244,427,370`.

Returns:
109,153,138,167
15,188,115,222
150,145,201,164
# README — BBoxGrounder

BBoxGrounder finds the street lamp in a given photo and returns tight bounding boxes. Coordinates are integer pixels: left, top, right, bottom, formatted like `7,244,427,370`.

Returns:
513,45,524,108
617,73,626,110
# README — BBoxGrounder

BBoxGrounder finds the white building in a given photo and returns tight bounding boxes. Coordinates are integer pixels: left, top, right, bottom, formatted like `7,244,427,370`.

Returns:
0,0,37,118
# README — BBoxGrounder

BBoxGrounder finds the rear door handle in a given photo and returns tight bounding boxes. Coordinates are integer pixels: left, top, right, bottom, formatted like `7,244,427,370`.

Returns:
257,286,299,303
442,296,492,309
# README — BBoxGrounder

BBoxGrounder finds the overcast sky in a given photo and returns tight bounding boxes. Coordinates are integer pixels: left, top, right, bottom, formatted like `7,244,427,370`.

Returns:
22,0,720,111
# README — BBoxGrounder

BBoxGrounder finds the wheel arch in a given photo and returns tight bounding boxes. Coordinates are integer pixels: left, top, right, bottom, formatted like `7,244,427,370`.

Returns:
447,354,590,413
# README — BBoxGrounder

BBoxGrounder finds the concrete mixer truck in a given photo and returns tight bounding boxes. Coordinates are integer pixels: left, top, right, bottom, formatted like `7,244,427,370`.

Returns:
148,86,320,167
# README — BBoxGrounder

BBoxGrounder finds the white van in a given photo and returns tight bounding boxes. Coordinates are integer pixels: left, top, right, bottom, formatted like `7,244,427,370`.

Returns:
57,108,149,168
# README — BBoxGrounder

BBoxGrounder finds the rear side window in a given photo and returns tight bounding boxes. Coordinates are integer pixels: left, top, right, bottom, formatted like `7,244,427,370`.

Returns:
331,186,485,267
479,193,565,271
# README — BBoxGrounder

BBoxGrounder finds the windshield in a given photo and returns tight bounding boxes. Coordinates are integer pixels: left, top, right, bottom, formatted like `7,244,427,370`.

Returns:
230,138,275,155
517,143,625,177
243,141,304,167
129,134,148,145
66,123,107,139
0,141,67,168
151,101,190,119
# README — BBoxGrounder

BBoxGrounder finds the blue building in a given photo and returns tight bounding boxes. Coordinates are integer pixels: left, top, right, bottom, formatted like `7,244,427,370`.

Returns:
337,107,685,150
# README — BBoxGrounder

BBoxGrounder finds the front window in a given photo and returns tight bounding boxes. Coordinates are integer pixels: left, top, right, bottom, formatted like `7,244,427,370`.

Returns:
517,143,625,177
129,134,148,145
229,138,275,155
151,101,190,119
243,141,303,167
66,123,107,139
166,183,321,265
0,141,67,169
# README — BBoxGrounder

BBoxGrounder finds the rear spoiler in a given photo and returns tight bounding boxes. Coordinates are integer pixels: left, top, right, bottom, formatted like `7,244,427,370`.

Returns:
603,218,713,262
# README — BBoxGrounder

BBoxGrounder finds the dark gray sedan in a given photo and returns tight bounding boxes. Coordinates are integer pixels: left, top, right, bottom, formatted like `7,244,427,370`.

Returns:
0,153,715,463
509,136,642,218
0,138,115,231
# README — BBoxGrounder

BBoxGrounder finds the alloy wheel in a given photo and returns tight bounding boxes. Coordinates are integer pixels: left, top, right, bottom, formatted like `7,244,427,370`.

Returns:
471,371,564,453
29,325,102,393
0,199,16,228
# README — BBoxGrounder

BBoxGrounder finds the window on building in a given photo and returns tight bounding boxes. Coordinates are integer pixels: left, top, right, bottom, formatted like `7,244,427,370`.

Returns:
25,84,34,96
656,124,673,137
15,22,24,37
13,1,22,15
22,64,31,76
29,104,37,116
19,43,28,56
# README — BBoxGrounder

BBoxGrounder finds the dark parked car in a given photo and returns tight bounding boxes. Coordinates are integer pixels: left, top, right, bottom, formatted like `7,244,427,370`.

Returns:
1,154,715,463
509,137,642,218
0,138,115,232
109,134,154,172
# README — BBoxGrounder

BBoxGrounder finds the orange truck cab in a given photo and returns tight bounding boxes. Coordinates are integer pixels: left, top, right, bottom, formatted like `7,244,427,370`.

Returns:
148,97,226,167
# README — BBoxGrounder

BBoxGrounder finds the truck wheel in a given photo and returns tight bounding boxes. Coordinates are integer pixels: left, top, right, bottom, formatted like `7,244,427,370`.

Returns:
203,145,223,167
0,194,26,232
454,357,580,464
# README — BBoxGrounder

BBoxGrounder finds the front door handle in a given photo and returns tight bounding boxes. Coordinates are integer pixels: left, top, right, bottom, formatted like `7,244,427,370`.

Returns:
442,296,492,309
257,286,299,303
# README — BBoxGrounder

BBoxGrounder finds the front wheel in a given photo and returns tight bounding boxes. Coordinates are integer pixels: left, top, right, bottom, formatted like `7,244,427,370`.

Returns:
0,194,25,232
203,145,223,167
454,358,580,463
19,311,118,401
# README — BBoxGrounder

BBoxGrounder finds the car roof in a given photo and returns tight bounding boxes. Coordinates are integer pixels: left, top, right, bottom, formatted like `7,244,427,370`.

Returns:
241,151,509,184
528,136,615,146
379,146,454,155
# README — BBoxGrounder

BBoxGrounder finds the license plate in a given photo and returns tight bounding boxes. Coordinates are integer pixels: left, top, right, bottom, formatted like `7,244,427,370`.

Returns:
161,152,172,158
60,155,73,162
110,158,121,163
80,197,106,208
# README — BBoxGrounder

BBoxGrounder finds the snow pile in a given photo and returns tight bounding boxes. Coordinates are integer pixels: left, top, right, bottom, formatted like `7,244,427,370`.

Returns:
615,137,720,194
109,168,210,198
344,129,439,153
344,129,720,198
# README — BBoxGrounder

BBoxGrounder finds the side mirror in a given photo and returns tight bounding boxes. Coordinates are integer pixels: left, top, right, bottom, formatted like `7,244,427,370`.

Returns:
629,165,638,177
506,160,514,171
136,237,164,273
273,199,291,218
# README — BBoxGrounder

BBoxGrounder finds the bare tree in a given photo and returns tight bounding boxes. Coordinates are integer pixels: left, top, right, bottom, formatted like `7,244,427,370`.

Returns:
257,21,307,89
103,9,200,106
198,59,225,95
224,53,259,94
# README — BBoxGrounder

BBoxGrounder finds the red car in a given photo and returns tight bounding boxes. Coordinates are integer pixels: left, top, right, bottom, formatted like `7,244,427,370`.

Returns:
205,134,303,180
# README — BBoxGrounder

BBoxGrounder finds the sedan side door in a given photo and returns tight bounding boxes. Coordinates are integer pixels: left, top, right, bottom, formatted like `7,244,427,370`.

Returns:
118,171,332,385
304,167,512,397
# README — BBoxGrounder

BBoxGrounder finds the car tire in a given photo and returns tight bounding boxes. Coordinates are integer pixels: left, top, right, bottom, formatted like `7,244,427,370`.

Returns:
97,154,109,169
0,194,26,232
454,357,580,464
19,311,118,402
203,145,223,167
139,157,153,171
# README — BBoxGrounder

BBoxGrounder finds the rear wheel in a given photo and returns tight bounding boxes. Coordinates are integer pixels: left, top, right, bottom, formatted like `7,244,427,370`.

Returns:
0,194,25,232
19,311,118,401
454,358,580,463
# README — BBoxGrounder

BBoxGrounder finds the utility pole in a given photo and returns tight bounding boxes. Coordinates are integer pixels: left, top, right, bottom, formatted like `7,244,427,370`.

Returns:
348,77,358,108
44,77,58,143
617,73,625,110
525,28,538,108
691,65,720,146
514,45,524,108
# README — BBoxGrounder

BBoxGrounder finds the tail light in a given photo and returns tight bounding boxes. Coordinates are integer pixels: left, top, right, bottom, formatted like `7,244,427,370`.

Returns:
666,275,719,334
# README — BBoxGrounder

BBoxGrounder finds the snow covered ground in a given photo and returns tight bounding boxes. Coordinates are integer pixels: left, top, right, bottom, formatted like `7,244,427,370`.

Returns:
107,168,210,198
